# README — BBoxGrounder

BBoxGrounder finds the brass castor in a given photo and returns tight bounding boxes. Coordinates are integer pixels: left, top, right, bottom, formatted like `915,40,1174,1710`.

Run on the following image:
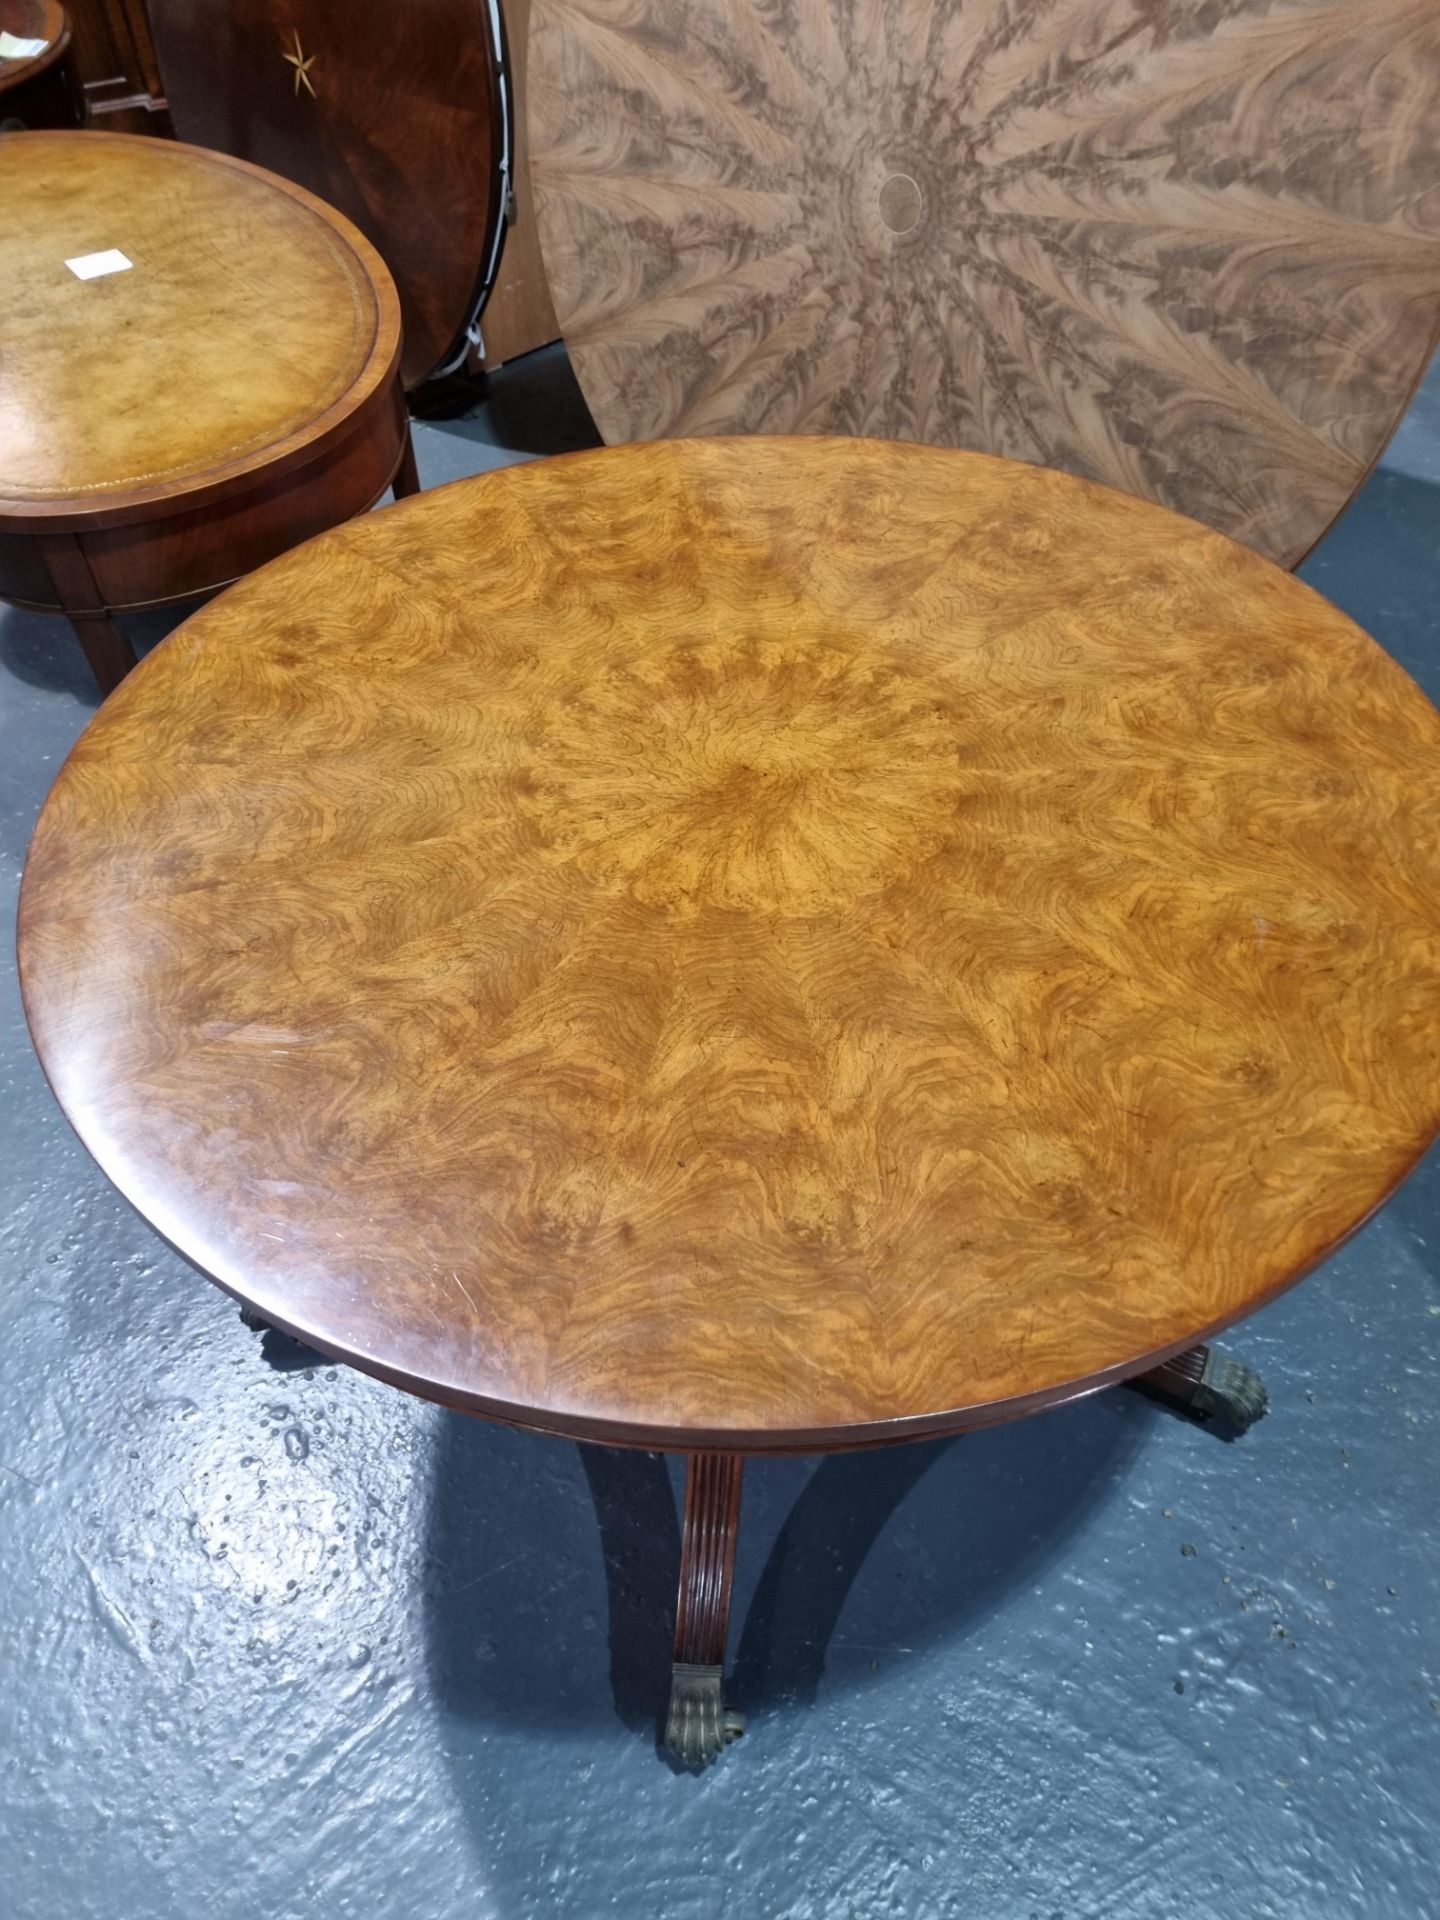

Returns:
1132,1343,1269,1437
665,1662,746,1766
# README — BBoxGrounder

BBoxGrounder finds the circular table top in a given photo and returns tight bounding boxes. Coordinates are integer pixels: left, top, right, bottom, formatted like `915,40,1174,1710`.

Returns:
19,438,1440,1451
0,0,70,92
0,131,401,524
528,0,1440,569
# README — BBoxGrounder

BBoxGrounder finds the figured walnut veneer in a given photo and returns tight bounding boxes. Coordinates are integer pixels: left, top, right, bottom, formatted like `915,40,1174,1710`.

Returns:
19,438,1440,1449
528,0,1440,566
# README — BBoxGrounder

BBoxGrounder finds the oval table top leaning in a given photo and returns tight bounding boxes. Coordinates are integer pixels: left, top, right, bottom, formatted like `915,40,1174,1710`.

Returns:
0,0,82,127
19,437,1440,1760
0,129,417,693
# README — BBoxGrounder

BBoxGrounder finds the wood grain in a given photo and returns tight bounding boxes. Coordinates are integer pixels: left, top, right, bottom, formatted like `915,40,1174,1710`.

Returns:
528,0,1440,566
0,131,408,687
0,131,396,508
147,0,509,388
18,438,1440,1449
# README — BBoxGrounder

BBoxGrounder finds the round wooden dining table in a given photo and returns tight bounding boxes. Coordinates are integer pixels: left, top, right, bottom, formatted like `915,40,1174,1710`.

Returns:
18,438,1440,1763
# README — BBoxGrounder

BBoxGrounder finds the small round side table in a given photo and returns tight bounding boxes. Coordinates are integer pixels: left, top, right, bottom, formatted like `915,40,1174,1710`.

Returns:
0,0,82,130
0,130,416,692
19,438,1440,1764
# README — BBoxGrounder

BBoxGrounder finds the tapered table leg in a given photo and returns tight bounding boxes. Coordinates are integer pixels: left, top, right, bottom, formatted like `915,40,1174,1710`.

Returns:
391,425,422,499
40,533,138,695
665,1452,745,1765
1131,1342,1268,1434
68,611,137,695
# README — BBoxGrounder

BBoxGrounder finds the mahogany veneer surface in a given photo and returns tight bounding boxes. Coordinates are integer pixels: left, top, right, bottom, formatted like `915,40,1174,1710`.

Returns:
19,439,1440,1449
528,0,1440,566
147,0,509,388
63,0,165,128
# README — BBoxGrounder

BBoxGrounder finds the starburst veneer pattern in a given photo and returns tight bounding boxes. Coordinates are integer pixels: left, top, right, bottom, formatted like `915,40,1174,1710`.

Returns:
18,439,1440,1451
529,0,1440,565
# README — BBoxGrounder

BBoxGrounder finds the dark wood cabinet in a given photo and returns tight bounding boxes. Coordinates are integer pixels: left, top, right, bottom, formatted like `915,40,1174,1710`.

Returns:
64,0,165,129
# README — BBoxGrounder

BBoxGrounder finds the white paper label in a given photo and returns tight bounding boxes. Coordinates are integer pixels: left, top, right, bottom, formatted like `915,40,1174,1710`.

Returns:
0,31,50,57
65,250,134,281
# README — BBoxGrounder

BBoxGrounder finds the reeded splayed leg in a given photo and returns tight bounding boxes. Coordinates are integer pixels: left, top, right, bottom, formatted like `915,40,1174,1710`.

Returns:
1132,1343,1269,1436
665,1452,746,1765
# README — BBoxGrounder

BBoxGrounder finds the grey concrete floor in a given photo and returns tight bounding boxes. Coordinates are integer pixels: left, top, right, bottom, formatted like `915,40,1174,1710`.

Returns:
2,351,1438,1920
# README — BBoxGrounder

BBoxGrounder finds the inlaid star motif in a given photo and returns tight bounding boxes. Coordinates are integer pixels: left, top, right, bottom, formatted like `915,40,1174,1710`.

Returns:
282,28,316,98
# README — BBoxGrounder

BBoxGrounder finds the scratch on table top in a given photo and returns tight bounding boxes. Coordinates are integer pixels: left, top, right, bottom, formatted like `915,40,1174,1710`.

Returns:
449,1269,481,1318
